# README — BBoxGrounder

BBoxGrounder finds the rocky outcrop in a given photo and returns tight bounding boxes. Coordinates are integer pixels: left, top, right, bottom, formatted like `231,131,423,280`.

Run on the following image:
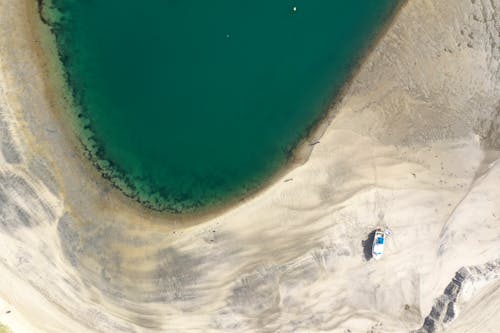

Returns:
415,259,500,333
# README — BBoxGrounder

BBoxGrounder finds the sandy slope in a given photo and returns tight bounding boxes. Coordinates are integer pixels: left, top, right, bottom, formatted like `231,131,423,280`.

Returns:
0,0,499,332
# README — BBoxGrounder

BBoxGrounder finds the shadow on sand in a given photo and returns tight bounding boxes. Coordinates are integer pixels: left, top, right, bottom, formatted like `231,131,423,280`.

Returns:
362,230,376,261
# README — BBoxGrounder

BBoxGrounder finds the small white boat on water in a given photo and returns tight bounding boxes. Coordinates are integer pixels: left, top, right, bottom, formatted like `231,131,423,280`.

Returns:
372,228,386,260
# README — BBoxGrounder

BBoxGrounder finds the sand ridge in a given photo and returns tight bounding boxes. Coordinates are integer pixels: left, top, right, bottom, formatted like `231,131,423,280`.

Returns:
0,0,499,332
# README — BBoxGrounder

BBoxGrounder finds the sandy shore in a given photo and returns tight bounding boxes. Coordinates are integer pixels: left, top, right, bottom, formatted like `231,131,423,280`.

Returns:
0,0,499,332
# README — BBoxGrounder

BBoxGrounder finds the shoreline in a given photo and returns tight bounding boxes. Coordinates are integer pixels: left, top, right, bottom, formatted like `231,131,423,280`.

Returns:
31,0,408,222
1,0,499,331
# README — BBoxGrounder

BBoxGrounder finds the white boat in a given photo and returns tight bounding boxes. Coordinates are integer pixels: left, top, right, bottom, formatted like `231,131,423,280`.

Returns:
372,229,386,260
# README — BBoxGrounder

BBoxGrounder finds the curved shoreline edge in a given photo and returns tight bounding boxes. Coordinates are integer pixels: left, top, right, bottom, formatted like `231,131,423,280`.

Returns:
0,0,498,332
34,0,408,219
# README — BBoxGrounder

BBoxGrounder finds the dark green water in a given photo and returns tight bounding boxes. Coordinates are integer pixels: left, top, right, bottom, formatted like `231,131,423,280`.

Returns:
42,0,399,213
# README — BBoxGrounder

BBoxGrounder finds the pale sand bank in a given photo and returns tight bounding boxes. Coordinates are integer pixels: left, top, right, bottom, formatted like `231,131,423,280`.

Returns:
0,0,499,332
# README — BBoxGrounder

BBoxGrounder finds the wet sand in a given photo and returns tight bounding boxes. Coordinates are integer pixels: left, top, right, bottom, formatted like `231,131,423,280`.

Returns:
0,0,499,332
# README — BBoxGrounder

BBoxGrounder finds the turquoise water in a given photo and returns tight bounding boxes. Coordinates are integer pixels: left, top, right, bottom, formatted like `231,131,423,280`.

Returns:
42,0,399,213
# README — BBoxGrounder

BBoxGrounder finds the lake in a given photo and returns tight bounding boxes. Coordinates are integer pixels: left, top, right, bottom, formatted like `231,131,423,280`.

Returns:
42,0,400,213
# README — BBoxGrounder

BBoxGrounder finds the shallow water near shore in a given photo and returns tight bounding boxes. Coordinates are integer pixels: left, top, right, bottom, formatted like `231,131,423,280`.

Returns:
41,0,400,213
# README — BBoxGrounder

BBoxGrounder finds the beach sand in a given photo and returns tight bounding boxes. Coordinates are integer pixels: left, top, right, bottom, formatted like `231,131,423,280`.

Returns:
0,0,499,332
